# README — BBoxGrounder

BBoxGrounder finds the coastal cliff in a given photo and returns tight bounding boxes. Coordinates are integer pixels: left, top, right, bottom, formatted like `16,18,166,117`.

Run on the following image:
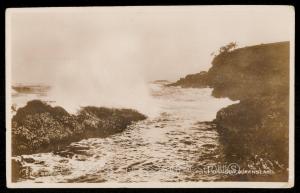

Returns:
171,42,290,181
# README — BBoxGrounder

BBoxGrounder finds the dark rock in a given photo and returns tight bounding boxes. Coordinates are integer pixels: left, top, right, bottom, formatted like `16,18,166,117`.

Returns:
180,140,193,145
37,168,50,177
58,159,69,163
202,144,216,149
11,100,146,156
23,157,35,163
54,151,74,158
34,160,45,165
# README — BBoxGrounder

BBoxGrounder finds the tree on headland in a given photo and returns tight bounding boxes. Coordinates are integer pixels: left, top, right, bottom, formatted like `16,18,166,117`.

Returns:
218,41,237,54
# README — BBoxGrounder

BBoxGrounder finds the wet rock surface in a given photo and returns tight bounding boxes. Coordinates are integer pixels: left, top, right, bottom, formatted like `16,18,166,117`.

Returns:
11,100,146,156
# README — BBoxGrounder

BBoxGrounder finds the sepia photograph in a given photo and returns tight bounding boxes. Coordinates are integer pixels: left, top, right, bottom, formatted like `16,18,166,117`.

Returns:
5,5,294,188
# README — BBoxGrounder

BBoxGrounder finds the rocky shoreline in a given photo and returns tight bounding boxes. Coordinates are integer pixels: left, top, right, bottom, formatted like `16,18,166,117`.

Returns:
11,100,146,181
169,41,290,181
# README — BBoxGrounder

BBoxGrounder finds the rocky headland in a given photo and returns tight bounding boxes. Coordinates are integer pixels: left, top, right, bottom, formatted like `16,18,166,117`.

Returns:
169,41,290,181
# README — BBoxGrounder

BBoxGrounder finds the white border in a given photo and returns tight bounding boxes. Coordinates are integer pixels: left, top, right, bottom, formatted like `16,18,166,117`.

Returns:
5,5,295,188
6,7,13,189
288,4,295,188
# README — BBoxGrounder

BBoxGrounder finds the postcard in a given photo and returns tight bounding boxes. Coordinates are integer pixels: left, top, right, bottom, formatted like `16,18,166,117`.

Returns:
6,5,294,188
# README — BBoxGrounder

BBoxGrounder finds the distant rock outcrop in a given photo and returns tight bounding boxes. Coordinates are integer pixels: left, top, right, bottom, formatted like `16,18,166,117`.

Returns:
12,100,146,156
167,71,209,88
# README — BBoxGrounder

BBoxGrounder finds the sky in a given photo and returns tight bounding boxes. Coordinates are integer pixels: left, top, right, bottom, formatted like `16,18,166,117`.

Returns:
7,6,294,83
6,6,294,114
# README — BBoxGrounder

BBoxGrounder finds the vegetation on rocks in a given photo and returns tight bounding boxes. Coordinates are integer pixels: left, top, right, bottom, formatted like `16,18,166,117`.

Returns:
12,100,146,156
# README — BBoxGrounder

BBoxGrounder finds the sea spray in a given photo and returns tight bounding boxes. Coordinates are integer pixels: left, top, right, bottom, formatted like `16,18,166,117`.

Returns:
47,35,160,117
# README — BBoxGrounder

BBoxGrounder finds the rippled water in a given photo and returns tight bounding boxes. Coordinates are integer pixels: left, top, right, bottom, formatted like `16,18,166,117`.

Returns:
12,82,236,183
